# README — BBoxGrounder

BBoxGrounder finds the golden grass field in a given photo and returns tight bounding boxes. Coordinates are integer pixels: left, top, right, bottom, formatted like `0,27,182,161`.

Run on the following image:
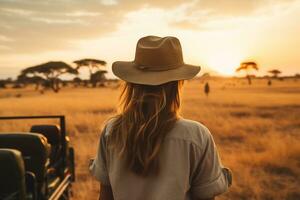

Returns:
0,77,299,200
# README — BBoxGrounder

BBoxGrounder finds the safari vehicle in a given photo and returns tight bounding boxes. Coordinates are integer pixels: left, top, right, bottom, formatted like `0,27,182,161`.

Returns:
0,115,75,200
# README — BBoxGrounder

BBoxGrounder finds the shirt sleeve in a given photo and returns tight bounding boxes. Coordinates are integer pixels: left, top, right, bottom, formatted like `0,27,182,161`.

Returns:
89,125,110,185
190,127,232,199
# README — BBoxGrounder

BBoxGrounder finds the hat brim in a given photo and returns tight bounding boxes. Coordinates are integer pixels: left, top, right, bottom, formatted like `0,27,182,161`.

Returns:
112,61,201,85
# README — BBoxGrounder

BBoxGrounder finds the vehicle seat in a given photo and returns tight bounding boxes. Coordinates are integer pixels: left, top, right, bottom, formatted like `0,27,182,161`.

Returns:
0,148,26,200
0,133,50,197
30,125,62,169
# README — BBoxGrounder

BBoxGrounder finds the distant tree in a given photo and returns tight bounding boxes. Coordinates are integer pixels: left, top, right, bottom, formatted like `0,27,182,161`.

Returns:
0,78,12,88
17,74,45,90
204,82,210,96
74,58,107,87
268,69,282,78
16,74,26,86
73,77,82,87
21,61,78,92
6,78,13,83
0,80,6,88
83,80,89,87
236,61,258,85
90,70,107,87
61,80,68,87
12,83,23,89
202,73,210,78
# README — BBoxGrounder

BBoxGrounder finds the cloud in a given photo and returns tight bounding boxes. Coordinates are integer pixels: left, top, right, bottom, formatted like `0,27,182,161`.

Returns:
0,0,297,55
101,0,118,6
0,0,160,54
171,20,200,30
190,0,297,17
169,0,299,30
64,11,102,17
0,7,34,16
31,17,86,25
0,45,11,50
0,35,14,42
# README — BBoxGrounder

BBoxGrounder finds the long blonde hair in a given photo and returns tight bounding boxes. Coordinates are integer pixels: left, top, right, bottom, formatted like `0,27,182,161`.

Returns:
108,80,184,176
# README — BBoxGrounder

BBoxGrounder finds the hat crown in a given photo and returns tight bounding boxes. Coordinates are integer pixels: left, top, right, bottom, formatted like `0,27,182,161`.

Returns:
134,36,184,71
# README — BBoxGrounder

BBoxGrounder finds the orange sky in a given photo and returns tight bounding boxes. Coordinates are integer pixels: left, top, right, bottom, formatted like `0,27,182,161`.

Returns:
0,0,300,79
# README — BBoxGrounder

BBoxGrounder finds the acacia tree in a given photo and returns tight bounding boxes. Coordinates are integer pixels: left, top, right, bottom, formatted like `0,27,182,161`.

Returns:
0,80,6,88
73,77,82,87
21,61,78,92
91,70,107,87
73,58,107,87
17,74,45,90
236,61,259,85
268,69,282,78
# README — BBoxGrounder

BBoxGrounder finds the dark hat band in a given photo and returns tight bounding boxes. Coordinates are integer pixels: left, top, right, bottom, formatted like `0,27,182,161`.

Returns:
134,62,182,71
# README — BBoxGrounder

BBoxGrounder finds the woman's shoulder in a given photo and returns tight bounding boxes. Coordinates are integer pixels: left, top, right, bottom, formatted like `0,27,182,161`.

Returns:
176,118,206,128
100,117,118,136
167,118,213,148
175,118,210,133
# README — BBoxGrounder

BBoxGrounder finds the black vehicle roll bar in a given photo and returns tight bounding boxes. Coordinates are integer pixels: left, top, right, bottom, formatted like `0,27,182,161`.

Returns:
0,115,66,137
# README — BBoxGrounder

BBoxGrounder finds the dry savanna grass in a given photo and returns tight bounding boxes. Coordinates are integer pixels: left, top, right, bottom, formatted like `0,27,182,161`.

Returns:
0,77,299,200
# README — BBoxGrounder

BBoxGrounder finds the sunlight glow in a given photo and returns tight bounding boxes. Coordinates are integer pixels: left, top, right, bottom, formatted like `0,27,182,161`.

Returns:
205,50,245,76
1,1,299,78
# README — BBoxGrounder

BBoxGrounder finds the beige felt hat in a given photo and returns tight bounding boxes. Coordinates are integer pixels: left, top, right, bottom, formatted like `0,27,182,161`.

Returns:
112,36,201,85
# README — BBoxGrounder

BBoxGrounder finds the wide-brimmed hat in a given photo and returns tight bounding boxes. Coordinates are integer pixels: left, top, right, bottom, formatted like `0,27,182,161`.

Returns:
112,36,201,85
